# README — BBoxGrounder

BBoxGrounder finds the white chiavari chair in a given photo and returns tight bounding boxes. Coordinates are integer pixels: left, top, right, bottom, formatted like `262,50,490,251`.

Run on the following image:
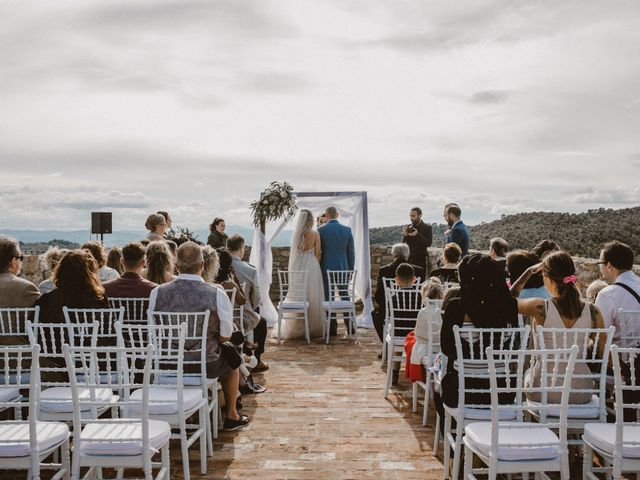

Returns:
463,346,579,480
619,308,640,348
322,269,358,344
63,307,125,346
108,297,150,323
276,270,310,344
0,306,40,343
379,277,397,367
0,344,70,480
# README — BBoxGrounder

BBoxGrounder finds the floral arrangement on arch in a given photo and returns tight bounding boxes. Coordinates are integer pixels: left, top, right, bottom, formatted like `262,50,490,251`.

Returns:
250,181,297,227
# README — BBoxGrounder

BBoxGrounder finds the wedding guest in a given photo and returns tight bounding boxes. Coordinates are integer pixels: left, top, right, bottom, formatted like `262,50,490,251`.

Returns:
157,210,172,230
532,239,560,260
429,243,461,284
148,242,248,431
106,247,124,276
207,218,228,249
38,247,69,294
81,241,120,283
36,250,109,323
165,240,178,259
145,213,167,242
507,250,550,299
489,237,508,274
228,235,268,372
0,237,39,308
594,241,640,346
586,279,608,303
142,241,175,285
103,243,157,298
512,250,607,403
373,243,425,343
201,245,220,284
317,214,327,227
214,249,247,308
402,207,432,273
443,203,469,256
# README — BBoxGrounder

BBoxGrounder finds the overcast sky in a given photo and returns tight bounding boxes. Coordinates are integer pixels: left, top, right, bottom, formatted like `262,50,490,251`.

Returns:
1,1,639,233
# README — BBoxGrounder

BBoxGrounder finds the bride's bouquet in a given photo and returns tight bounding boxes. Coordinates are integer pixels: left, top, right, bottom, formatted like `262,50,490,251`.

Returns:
250,181,297,227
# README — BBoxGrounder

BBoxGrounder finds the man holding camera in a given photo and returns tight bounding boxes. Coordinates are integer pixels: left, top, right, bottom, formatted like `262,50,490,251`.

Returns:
402,207,432,273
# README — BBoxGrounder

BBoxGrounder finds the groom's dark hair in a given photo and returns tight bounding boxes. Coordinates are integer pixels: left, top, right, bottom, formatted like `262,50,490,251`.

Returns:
325,206,338,219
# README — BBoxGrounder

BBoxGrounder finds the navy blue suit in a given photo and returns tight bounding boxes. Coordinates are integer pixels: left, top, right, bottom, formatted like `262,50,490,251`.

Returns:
318,219,355,300
444,221,470,256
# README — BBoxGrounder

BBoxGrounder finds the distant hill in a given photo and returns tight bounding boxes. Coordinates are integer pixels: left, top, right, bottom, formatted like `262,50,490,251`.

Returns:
371,206,640,262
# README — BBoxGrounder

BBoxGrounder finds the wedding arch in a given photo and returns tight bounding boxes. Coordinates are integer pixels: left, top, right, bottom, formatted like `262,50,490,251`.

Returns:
249,191,373,329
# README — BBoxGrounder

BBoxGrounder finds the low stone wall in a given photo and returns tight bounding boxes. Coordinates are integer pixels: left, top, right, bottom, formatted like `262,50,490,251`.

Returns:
20,246,640,301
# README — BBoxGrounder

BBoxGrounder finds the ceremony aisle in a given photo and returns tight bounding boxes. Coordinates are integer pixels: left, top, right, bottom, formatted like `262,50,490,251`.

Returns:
204,327,443,479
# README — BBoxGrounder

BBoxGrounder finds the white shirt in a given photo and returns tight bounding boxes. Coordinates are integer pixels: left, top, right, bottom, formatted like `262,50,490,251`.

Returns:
595,270,640,346
148,273,234,338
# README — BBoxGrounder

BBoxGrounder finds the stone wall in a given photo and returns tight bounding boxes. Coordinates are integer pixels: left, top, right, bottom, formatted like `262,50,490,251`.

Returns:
20,246,640,301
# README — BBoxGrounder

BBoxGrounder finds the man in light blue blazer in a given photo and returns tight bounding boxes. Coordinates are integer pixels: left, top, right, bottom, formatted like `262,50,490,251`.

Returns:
318,206,355,335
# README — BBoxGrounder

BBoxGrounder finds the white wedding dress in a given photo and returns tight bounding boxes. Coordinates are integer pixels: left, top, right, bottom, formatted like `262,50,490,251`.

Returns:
278,248,326,340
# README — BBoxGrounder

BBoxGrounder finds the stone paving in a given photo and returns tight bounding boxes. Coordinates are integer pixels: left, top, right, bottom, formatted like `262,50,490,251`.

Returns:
198,327,444,480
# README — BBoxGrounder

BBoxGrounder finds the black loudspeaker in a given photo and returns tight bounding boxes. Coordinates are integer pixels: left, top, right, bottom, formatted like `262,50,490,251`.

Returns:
91,212,112,234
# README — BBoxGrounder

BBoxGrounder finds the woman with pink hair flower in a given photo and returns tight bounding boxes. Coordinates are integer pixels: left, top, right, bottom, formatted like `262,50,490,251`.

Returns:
511,250,608,403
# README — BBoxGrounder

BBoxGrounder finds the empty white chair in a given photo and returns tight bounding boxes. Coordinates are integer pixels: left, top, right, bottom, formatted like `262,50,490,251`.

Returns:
383,284,422,398
529,326,615,446
322,269,357,344
146,313,209,480
618,308,640,348
108,297,150,323
276,270,310,344
63,307,125,346
0,306,40,342
583,345,640,479
443,325,531,480
412,302,444,426
62,343,170,480
463,345,579,480
0,344,70,480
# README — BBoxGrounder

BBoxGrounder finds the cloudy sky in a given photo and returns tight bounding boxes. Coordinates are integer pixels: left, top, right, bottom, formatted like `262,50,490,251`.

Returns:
1,1,640,233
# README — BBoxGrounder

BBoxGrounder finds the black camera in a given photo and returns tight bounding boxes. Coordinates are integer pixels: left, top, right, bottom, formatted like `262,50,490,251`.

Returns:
405,224,415,233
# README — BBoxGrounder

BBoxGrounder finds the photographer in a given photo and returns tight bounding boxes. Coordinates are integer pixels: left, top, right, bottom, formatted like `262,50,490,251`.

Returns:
402,207,432,272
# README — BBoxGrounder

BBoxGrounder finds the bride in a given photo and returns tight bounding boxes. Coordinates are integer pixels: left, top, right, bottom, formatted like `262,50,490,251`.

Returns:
278,209,326,340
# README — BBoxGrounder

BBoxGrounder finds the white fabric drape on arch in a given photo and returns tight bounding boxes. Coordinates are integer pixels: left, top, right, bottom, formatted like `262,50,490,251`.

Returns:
249,191,373,328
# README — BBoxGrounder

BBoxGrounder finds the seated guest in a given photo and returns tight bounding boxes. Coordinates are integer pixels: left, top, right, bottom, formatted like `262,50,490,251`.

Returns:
405,277,445,382
142,241,175,285
145,213,167,242
213,249,248,308
201,245,220,284
586,279,608,304
106,247,124,276
36,250,109,323
82,241,120,283
532,239,560,260
507,250,551,299
207,218,228,249
435,254,519,428
0,236,39,310
317,214,327,227
373,243,425,342
148,241,248,431
429,243,461,284
489,237,509,274
228,235,269,372
38,247,69,294
103,243,158,298
594,241,640,346
512,250,607,403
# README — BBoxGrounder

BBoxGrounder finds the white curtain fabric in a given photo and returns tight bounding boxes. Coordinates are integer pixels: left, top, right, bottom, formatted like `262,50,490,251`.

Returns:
249,191,373,328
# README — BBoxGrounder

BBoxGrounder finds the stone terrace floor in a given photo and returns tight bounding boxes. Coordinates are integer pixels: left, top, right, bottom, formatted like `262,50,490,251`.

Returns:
203,327,444,480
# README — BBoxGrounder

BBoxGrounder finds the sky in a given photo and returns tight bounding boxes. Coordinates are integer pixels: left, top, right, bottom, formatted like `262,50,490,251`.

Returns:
1,0,640,233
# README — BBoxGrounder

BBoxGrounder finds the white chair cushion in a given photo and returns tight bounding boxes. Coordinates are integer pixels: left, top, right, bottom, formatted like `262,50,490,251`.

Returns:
525,394,600,419
584,423,640,459
279,301,309,310
322,300,353,310
80,419,171,456
465,422,561,461
0,422,69,457
0,373,31,385
445,404,517,421
130,387,203,415
155,374,203,386
0,388,21,403
40,387,114,413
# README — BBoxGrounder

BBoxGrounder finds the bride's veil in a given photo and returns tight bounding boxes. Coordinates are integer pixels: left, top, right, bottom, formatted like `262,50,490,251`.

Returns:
288,209,313,271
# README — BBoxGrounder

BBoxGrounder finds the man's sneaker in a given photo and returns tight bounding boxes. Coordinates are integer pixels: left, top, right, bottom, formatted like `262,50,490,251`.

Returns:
223,414,250,432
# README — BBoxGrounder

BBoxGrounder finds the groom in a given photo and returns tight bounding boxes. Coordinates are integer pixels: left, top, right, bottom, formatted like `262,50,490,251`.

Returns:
319,206,355,336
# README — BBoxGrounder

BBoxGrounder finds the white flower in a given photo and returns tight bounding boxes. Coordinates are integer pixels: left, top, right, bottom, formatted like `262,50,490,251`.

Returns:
280,191,287,198
262,200,268,205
